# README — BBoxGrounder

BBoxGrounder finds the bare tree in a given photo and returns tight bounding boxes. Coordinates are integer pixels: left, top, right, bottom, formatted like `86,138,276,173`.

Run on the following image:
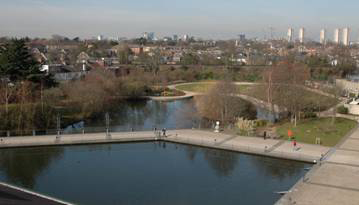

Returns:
328,77,343,125
195,78,255,126
15,81,35,132
263,66,275,113
263,62,310,126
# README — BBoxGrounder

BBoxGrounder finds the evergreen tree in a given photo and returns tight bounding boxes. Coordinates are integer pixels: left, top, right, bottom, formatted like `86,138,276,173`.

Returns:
0,38,55,86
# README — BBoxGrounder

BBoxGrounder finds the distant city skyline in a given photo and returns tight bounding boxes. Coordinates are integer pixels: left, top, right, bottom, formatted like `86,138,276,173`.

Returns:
1,0,359,41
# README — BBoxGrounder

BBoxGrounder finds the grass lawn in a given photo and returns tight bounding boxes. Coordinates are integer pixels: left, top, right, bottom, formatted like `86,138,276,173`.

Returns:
176,82,336,111
175,83,215,93
276,117,357,147
175,82,251,93
242,85,338,111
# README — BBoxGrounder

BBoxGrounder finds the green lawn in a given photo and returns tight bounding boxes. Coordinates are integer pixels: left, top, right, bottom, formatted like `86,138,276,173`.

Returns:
276,117,357,146
175,83,215,93
241,85,338,111
175,82,251,93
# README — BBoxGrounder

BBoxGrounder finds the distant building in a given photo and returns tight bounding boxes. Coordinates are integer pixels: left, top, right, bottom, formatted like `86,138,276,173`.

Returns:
343,27,350,46
287,28,294,42
143,32,148,39
143,32,155,41
31,48,48,64
129,45,143,55
97,35,104,41
77,52,90,64
173,35,178,41
183,34,189,41
163,37,172,42
320,29,326,44
299,28,305,43
334,28,340,44
239,34,246,42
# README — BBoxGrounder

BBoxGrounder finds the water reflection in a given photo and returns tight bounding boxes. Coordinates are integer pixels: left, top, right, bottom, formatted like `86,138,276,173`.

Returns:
185,145,198,162
0,147,64,188
203,149,239,177
66,99,199,132
249,156,306,180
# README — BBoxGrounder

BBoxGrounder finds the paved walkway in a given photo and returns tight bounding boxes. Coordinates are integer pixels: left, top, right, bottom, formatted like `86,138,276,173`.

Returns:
276,126,359,205
0,131,157,148
167,130,328,162
0,129,328,163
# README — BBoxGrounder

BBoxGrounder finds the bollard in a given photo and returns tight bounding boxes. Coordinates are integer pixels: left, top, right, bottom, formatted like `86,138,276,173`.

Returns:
32,130,36,136
82,129,85,134
6,131,10,137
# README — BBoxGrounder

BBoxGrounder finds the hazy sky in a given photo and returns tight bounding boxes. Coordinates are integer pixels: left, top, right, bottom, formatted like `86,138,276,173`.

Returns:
1,0,359,40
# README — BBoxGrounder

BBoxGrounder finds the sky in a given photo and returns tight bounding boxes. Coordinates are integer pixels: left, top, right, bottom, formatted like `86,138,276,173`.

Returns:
1,0,359,41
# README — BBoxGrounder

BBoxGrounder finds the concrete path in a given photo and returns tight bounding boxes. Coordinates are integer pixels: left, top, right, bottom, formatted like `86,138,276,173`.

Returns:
276,126,359,205
0,129,328,163
0,131,157,148
167,130,328,163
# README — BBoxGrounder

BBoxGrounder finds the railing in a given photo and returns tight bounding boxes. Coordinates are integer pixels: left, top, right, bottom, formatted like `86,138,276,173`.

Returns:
0,126,181,137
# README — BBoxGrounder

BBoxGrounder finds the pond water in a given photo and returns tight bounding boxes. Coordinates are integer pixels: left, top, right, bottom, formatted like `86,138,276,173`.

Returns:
65,99,278,133
0,142,309,205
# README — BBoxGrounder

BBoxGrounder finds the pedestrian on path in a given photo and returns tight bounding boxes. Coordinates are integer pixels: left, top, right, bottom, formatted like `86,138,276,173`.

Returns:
293,140,297,150
263,131,267,140
162,128,166,137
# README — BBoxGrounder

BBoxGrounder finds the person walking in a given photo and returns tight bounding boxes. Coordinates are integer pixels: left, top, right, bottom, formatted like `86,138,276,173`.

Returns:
162,128,167,137
293,140,297,150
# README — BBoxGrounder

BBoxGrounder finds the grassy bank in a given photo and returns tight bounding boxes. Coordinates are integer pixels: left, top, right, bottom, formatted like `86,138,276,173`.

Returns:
241,84,338,112
175,82,337,112
175,83,215,93
276,117,357,146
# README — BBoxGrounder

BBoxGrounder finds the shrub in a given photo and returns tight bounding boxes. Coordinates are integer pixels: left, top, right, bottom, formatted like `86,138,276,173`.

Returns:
337,106,349,114
303,112,317,119
255,120,267,127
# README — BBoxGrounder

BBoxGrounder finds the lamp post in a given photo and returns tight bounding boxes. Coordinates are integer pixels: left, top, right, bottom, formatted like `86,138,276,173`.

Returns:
56,114,61,138
105,112,111,138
